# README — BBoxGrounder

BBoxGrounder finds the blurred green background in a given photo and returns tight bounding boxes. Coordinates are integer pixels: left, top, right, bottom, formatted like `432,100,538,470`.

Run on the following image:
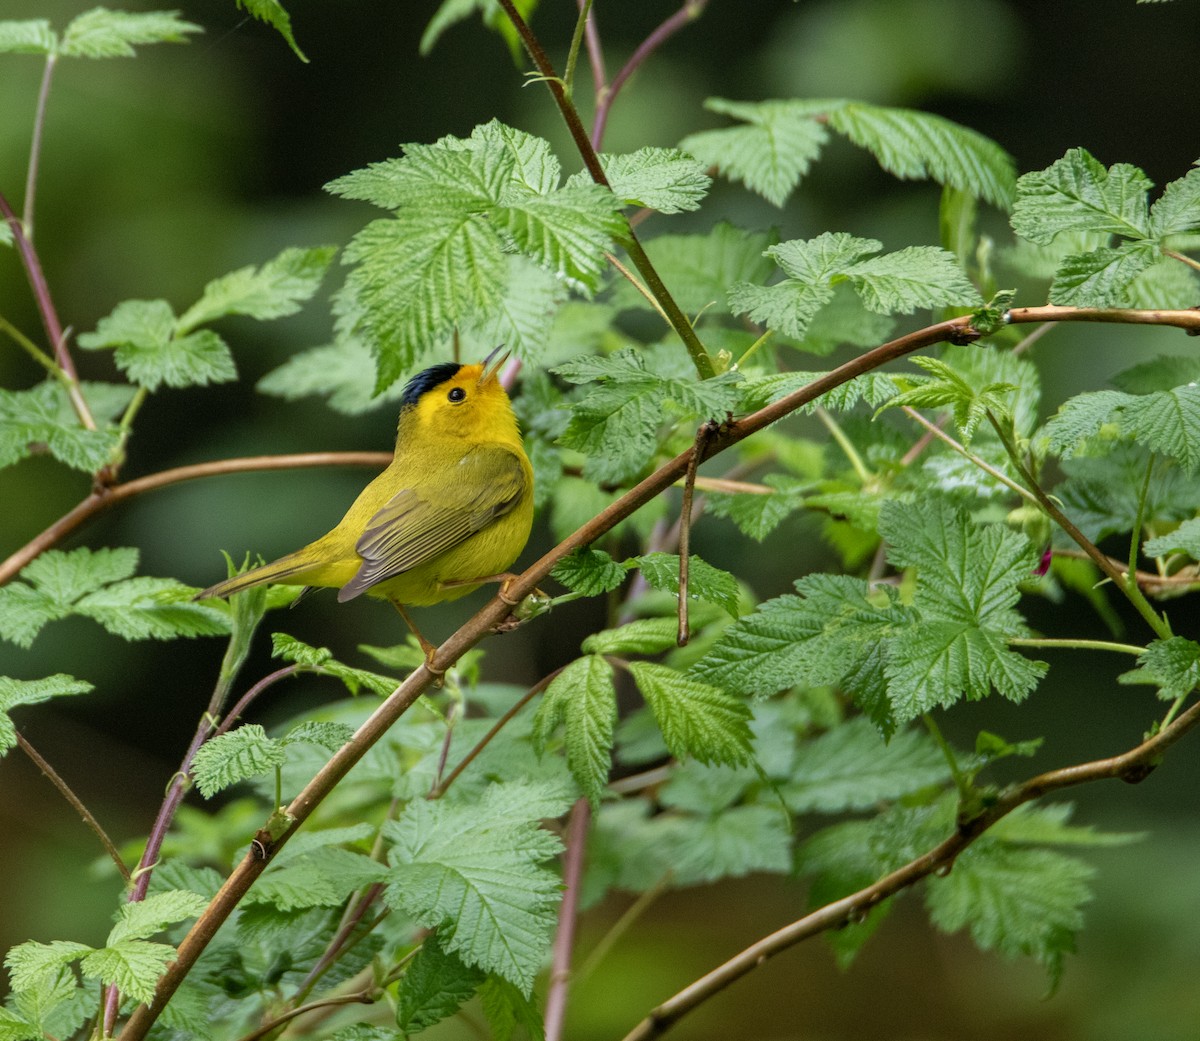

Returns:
2,1,1200,1038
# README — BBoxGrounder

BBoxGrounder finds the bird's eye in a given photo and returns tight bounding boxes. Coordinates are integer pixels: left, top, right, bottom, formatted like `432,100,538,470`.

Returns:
448,387,466,403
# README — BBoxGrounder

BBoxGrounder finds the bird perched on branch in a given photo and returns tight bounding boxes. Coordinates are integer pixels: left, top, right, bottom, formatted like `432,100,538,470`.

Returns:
197,347,534,660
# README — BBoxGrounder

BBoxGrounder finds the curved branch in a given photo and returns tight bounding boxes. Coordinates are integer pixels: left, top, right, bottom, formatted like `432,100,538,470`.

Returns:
0,451,392,588
619,694,1200,1041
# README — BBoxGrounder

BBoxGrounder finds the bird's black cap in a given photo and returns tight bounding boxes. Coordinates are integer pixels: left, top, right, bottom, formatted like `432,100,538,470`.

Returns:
399,362,462,409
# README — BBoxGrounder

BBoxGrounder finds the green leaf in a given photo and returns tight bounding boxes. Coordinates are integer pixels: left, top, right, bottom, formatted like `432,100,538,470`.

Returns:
885,355,1017,443
826,101,1016,208
1118,637,1200,701
6,966,87,1041
79,940,174,1004
383,780,572,994
668,805,792,884
693,574,912,733
0,675,92,755
589,147,711,214
397,937,485,1034
235,0,307,61
635,552,740,619
614,223,776,315
1118,383,1200,472
1039,389,1131,459
0,547,227,648
0,381,122,473
271,633,399,696
628,662,753,766
58,8,201,58
4,941,93,993
782,718,948,813
282,720,357,752
532,655,616,806
107,891,208,944
257,337,409,414
1144,516,1200,558
190,724,286,798
555,349,742,484
0,1007,39,1041
739,370,898,415
459,255,570,366
1149,165,1200,236
1011,148,1152,244
0,20,56,54
78,300,237,391
925,841,1093,986
177,246,335,331
582,618,681,657
479,974,545,1041
681,98,830,207
331,123,623,385
1048,240,1159,306
843,246,982,314
1112,353,1200,394
704,475,806,541
550,547,629,596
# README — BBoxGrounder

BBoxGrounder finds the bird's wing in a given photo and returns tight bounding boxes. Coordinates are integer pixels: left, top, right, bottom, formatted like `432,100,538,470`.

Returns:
337,444,527,601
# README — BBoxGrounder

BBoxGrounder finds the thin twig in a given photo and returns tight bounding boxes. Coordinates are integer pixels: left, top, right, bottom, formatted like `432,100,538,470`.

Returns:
544,798,591,1041
619,693,1200,1041
23,53,57,237
0,451,392,588
235,992,374,1041
16,732,129,881
591,0,708,148
677,422,715,645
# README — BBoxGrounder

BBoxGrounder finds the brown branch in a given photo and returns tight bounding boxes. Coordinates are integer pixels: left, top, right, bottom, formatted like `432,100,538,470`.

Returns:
619,693,1200,1041
0,451,392,588
114,304,1200,1039
1007,304,1200,332
17,732,130,881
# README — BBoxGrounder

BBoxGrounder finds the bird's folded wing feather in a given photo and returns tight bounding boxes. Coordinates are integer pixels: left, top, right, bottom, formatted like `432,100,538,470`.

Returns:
338,444,526,599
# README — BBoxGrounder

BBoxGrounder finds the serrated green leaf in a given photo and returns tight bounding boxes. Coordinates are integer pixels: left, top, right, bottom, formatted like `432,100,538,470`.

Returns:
670,804,792,884
693,573,909,732
845,246,982,314
1112,354,1200,394
572,147,711,215
79,940,174,1004
7,965,87,1041
1048,240,1159,306
681,97,830,207
550,547,629,596
1128,254,1200,308
532,655,616,806
705,476,806,541
628,661,753,766
397,937,485,1034
739,370,899,415
1144,516,1200,558
0,20,56,53
1118,383,1200,472
59,8,201,58
479,973,545,1041
886,354,1018,443
282,720,356,752
989,802,1142,848
0,381,122,473
925,841,1093,986
1149,166,1200,236
1118,636,1200,700
1038,390,1130,459
0,1005,40,1041
177,246,335,331
783,718,948,812
383,780,571,994
257,337,409,414
108,891,208,944
1011,148,1152,244
236,0,307,61
582,618,681,657
191,724,286,798
271,633,398,696
826,102,1016,208
4,941,93,993
0,675,93,754
635,552,740,619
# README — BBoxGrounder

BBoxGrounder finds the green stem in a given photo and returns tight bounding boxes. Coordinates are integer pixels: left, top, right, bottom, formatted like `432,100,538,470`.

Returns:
0,314,61,376
494,0,716,380
1008,637,1146,656
24,53,56,238
922,714,971,802
1162,248,1200,274
815,406,871,484
119,385,149,433
563,0,594,98
986,409,1172,642
1128,454,1155,591
733,329,773,371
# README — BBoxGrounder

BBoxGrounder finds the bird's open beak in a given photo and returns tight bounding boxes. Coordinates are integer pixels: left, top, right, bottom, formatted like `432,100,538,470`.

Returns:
480,344,510,385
